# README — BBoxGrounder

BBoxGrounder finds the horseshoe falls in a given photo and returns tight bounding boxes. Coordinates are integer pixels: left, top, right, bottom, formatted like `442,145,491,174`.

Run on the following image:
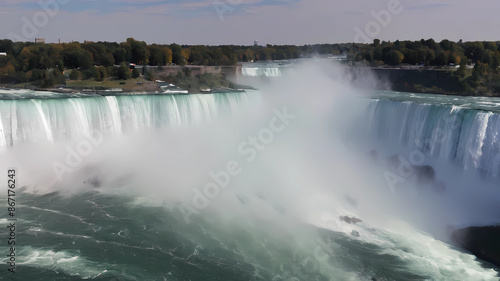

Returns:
1,64,500,281
0,91,261,148
365,92,500,180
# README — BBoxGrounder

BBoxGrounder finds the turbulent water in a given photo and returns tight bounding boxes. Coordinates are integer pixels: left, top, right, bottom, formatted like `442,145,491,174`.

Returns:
1,63,500,281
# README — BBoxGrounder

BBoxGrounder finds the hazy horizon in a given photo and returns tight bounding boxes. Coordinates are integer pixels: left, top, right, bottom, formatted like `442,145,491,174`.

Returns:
1,0,499,46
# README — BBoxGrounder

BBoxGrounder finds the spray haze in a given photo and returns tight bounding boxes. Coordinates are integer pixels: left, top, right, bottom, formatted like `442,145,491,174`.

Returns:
1,60,499,280
0,60,463,230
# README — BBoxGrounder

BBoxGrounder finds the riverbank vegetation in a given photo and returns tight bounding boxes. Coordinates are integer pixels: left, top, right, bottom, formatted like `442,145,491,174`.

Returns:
1,37,500,95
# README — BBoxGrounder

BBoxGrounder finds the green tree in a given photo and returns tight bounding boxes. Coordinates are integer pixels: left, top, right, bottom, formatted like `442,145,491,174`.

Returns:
171,43,185,65
117,62,131,80
63,45,93,69
482,49,495,66
19,47,33,71
52,69,65,84
132,68,140,78
127,38,149,65
101,53,115,67
69,70,81,80
492,53,500,72
433,50,447,65
145,68,157,81
456,61,467,78
485,42,498,52
43,73,55,87
14,71,27,83
98,66,108,80
464,42,485,62
440,39,452,51
148,45,172,66
83,67,100,80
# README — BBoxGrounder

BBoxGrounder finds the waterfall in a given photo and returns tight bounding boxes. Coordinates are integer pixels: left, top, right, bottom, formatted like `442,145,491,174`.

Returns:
366,99,500,179
241,67,282,77
0,91,262,149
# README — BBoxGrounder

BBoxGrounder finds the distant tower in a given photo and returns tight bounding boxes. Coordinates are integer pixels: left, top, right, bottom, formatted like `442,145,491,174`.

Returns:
253,40,258,47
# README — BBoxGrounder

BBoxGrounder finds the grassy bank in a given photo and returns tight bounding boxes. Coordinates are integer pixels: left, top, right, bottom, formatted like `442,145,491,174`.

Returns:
65,77,157,91
3,70,253,94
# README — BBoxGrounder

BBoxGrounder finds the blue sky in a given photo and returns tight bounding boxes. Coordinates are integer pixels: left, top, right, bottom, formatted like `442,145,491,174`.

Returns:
1,0,499,45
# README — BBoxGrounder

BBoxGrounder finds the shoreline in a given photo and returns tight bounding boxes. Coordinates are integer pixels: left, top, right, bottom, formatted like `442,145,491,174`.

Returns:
0,64,497,98
0,84,255,99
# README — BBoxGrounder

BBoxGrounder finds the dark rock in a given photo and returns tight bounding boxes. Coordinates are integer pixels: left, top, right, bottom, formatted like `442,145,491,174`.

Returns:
351,230,360,237
339,216,363,224
385,154,438,187
83,176,101,188
451,225,500,268
413,165,435,184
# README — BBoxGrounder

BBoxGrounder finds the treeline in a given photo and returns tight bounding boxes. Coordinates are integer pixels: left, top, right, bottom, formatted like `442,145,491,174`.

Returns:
347,39,500,95
0,38,177,84
1,37,500,93
0,38,350,85
348,39,500,67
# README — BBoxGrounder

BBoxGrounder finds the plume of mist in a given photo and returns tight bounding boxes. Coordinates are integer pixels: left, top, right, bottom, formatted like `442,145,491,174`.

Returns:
2,59,497,243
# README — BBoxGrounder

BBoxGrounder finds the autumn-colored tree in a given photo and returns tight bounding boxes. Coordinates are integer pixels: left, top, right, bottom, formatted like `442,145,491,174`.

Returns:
385,50,405,65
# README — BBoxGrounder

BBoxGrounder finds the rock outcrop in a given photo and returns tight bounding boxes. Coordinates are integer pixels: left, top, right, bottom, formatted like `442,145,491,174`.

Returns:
339,216,362,224
451,225,500,268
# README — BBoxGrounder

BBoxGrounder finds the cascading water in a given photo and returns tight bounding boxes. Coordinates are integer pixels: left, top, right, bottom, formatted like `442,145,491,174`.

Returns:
366,96,500,180
241,61,291,77
241,67,282,77
0,90,262,148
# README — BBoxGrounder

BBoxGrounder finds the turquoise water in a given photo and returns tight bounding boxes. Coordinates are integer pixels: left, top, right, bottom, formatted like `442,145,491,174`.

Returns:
0,90,261,148
1,190,498,280
367,91,500,179
0,89,499,280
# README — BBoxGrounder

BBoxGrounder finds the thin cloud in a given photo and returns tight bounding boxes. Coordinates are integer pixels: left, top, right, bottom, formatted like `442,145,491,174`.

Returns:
407,3,453,10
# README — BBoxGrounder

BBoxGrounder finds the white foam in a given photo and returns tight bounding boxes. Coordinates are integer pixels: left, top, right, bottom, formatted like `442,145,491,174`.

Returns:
1,247,107,278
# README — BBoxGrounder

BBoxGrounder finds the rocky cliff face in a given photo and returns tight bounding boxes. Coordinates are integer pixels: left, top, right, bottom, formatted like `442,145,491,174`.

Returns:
452,225,500,268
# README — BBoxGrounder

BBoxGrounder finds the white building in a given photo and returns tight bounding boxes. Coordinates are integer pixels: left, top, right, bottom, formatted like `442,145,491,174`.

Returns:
0,52,6,56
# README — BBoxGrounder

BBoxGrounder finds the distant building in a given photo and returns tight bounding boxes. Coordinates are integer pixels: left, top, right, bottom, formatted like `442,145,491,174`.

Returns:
0,52,6,56
35,38,45,44
253,40,258,47
84,40,94,44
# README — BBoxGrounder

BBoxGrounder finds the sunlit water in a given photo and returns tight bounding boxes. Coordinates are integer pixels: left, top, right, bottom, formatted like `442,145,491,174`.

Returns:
1,62,500,280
